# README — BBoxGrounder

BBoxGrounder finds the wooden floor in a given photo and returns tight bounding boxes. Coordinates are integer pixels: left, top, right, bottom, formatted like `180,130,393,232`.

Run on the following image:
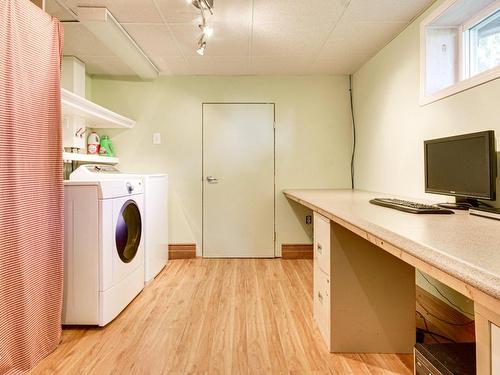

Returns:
32,259,474,375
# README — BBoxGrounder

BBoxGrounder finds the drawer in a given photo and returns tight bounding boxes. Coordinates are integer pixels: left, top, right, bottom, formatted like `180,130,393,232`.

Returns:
313,264,331,349
314,212,331,275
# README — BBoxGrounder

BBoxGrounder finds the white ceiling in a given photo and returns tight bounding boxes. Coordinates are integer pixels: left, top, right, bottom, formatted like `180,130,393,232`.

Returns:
46,0,435,76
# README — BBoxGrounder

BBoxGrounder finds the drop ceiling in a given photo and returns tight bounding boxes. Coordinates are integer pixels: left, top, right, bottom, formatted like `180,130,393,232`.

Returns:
46,0,435,76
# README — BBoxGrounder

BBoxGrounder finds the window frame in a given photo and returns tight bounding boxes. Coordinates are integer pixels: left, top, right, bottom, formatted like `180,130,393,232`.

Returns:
420,0,500,106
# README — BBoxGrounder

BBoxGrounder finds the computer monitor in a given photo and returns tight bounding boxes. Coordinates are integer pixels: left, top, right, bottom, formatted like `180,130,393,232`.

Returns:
424,130,497,209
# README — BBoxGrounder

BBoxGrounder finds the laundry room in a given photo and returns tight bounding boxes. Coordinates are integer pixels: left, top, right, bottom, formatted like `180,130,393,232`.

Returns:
1,0,500,374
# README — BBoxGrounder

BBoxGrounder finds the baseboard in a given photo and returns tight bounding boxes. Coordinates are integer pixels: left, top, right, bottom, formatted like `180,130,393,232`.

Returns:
281,244,313,259
168,244,196,259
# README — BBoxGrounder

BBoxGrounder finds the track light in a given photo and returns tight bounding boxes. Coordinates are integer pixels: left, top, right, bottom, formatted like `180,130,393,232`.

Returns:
192,0,214,55
197,41,206,56
202,25,213,37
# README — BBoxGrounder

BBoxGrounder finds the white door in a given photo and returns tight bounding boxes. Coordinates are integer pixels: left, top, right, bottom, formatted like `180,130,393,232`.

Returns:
203,103,275,258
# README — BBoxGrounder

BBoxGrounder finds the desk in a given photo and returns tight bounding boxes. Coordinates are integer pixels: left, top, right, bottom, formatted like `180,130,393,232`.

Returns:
284,189,500,374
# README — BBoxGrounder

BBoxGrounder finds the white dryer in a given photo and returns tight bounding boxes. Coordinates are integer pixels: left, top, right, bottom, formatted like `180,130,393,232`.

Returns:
70,165,168,283
63,178,144,326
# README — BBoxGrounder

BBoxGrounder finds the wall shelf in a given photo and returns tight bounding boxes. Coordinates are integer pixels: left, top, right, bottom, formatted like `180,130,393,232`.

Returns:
63,152,120,164
61,88,135,129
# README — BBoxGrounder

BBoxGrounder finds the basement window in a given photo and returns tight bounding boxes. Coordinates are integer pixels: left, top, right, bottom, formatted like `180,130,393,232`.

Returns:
420,0,500,105
468,9,500,76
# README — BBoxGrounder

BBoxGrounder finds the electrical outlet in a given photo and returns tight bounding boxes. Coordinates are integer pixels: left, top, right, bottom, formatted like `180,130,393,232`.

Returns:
306,215,312,224
153,132,161,145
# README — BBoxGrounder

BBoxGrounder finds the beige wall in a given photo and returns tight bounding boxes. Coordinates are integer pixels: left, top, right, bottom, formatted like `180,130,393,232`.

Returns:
352,0,500,202
90,76,352,256
352,0,500,315
85,74,92,100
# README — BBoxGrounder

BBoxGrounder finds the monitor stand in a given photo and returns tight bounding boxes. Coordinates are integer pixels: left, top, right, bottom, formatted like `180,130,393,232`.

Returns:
437,198,487,210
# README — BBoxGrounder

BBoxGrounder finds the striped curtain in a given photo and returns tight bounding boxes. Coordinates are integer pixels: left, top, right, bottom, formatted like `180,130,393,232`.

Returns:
0,0,64,374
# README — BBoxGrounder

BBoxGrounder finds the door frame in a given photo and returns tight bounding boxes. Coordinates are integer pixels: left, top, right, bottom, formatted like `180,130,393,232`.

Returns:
201,102,276,258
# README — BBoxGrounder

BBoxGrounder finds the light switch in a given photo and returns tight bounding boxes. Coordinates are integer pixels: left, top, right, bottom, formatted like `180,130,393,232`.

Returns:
153,132,161,145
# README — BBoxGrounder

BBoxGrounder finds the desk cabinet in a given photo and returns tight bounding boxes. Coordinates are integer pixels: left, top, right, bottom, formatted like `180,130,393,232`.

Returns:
314,212,331,275
313,212,332,349
313,213,415,353
313,263,330,347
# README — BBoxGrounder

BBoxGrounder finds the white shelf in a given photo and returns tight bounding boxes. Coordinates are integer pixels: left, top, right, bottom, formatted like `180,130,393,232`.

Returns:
61,88,135,129
63,152,120,164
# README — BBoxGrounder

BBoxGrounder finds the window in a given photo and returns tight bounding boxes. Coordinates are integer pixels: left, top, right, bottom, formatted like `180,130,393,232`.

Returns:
420,0,500,105
468,10,500,76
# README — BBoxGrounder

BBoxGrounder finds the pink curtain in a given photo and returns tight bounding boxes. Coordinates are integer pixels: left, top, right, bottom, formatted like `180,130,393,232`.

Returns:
0,0,64,374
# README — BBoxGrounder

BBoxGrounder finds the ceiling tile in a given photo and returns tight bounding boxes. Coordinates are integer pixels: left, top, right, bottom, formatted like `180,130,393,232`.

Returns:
185,56,249,75
123,24,182,57
249,56,313,75
46,0,436,76
311,53,372,75
345,0,432,22
156,0,252,26
77,55,137,76
318,20,406,60
61,22,113,56
253,0,348,25
157,56,189,75
61,0,163,23
170,23,250,57
251,22,331,57
155,0,200,24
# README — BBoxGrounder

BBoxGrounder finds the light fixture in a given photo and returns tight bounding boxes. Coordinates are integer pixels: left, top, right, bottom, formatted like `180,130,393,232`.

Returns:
197,40,207,56
192,0,214,55
72,7,159,80
193,0,214,13
202,25,213,37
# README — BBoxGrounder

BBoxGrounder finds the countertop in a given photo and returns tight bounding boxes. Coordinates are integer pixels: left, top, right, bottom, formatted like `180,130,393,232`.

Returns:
284,189,500,301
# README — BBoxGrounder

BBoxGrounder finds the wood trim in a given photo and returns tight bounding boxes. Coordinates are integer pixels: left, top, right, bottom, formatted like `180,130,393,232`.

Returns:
475,308,492,375
475,301,500,374
284,191,500,314
169,244,196,259
281,244,313,259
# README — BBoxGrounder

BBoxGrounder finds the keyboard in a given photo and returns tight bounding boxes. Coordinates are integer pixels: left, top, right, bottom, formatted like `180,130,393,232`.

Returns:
369,198,454,214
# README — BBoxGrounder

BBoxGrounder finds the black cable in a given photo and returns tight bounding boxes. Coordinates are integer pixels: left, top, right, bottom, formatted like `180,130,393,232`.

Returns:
417,328,456,343
349,74,356,190
416,311,438,343
418,270,474,318
416,310,444,343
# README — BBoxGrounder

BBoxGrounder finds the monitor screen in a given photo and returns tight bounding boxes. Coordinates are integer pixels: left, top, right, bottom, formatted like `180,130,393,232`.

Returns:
424,131,496,200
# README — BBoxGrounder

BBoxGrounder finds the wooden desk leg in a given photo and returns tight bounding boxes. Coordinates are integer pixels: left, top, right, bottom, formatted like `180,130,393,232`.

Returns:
330,221,416,353
475,303,500,375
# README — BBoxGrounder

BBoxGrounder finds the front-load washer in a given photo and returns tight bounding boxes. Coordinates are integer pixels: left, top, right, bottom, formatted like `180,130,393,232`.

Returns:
63,178,144,326
70,164,168,283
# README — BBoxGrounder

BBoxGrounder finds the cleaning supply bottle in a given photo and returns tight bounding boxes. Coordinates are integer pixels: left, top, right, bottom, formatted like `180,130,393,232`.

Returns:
87,131,100,155
99,135,114,157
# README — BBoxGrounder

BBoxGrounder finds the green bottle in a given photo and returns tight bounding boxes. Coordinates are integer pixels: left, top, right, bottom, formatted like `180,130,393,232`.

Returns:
99,135,114,157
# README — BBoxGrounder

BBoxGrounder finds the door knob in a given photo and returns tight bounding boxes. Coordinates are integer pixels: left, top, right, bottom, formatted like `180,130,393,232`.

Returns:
206,176,219,184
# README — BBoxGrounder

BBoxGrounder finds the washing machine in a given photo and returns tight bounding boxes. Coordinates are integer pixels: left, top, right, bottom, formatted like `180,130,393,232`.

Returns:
70,164,168,283
63,178,144,326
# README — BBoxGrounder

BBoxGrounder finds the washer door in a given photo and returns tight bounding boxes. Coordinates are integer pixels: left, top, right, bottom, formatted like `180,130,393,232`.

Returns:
115,200,142,263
